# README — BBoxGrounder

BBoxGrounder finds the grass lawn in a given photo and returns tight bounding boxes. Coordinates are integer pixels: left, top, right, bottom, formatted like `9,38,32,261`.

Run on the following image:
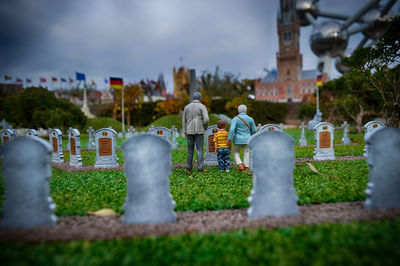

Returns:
1,219,399,265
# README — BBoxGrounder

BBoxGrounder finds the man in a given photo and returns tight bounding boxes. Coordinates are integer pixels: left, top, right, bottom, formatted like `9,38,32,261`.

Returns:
228,104,257,172
182,92,209,174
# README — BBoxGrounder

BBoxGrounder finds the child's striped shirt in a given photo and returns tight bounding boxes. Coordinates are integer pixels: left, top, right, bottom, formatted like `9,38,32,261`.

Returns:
213,129,229,148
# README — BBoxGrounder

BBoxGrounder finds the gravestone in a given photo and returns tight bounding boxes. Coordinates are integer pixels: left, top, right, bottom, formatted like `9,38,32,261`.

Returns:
1,129,15,145
170,125,178,149
0,137,57,228
247,131,299,218
179,129,184,137
68,128,82,167
49,129,64,163
313,122,335,160
279,123,284,130
148,125,155,132
148,126,172,141
126,126,136,139
204,125,219,166
86,126,95,149
117,132,124,139
257,123,262,131
299,122,307,146
364,127,400,210
26,129,38,138
341,121,351,145
363,121,385,157
94,128,118,168
122,134,176,224
0,119,12,129
47,128,52,142
260,124,282,133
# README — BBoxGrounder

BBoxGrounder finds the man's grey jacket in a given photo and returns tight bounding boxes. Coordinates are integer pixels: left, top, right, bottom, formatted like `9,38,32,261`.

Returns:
182,100,209,135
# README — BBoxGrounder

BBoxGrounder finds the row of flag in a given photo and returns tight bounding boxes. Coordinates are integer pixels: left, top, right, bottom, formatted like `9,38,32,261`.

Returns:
3,72,124,89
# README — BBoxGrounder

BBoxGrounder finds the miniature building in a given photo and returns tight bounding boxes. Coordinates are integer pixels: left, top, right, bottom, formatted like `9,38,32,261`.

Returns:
255,0,328,103
173,66,190,99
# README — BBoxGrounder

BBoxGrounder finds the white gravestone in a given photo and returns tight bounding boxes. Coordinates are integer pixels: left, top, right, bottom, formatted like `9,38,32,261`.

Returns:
363,121,385,157
126,126,136,139
68,128,83,167
122,134,176,224
86,126,96,150
94,128,118,168
260,124,282,133
1,129,15,145
204,125,219,166
26,129,38,138
341,121,351,145
364,127,400,210
148,126,172,141
313,122,335,160
299,122,307,146
50,129,64,163
247,131,299,218
279,123,284,129
170,125,179,149
148,125,155,132
257,123,262,131
0,137,57,228
179,129,184,137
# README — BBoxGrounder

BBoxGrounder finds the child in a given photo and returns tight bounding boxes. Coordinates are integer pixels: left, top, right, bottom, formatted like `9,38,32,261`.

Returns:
213,120,231,172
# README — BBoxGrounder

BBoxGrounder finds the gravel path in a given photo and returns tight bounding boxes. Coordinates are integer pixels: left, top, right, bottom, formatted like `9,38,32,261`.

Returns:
1,202,399,243
52,156,366,172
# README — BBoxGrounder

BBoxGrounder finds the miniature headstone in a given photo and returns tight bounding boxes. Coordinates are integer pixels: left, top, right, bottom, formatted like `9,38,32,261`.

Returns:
299,122,307,146
257,123,262,131
126,126,136,139
364,127,400,210
0,119,12,129
117,132,124,139
260,124,282,133
1,129,15,144
94,127,118,168
122,134,176,224
47,128,52,142
247,131,299,218
86,126,96,149
68,127,82,167
26,129,38,138
170,125,179,149
148,125,155,132
363,121,385,157
204,125,219,166
148,126,172,141
0,137,57,228
50,129,64,163
313,122,335,160
341,121,351,145
37,128,46,137
279,123,284,130
179,129,184,137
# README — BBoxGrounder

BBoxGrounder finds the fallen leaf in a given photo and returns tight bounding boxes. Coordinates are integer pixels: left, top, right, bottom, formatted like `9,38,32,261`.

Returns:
306,161,338,179
87,208,117,216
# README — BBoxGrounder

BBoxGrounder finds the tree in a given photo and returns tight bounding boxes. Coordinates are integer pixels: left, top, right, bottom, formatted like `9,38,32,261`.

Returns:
344,16,400,127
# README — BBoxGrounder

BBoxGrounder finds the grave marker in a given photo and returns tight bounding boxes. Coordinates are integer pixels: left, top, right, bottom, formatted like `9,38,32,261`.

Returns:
68,127,82,167
364,127,400,210
247,131,299,218
204,125,219,166
50,129,64,163
1,129,15,144
363,121,385,157
148,126,172,141
86,126,95,149
122,134,176,224
299,122,307,146
0,137,57,228
341,121,351,145
257,123,262,131
170,125,178,149
260,124,282,133
94,128,118,168
313,122,335,160
25,129,38,138
126,126,136,139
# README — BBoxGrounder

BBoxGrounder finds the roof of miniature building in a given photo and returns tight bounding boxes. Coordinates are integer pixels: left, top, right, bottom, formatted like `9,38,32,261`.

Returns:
301,70,317,80
260,72,277,83
259,69,317,84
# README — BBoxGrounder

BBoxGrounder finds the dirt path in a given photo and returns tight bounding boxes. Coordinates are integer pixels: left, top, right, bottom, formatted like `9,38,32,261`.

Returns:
1,202,399,243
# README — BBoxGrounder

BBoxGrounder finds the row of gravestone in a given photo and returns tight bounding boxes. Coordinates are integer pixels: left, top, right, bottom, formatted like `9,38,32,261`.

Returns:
1,126,399,228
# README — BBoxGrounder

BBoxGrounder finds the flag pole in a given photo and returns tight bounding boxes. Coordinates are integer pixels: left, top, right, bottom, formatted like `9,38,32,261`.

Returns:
121,85,125,133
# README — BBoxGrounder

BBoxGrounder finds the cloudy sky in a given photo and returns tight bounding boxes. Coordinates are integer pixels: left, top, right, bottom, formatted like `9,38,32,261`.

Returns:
1,0,399,93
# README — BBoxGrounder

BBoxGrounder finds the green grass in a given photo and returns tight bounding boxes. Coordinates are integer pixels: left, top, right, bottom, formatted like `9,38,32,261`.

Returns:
284,128,365,145
1,219,400,265
143,114,224,131
84,117,123,132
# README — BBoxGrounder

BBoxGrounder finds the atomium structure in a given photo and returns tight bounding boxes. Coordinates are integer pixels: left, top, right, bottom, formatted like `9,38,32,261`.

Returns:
296,0,398,74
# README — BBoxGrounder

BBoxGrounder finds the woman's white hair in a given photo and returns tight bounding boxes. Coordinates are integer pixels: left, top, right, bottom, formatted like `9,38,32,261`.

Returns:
238,104,247,113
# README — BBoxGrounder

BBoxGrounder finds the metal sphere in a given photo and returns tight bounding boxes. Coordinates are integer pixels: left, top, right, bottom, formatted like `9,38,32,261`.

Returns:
335,55,351,74
296,0,318,26
362,8,389,40
310,20,348,57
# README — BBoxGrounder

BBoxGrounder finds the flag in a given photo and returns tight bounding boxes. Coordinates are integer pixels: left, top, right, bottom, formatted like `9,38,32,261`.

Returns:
110,77,123,90
69,78,74,83
52,77,58,82
16,78,23,83
26,78,32,83
316,75,322,87
5,75,12,81
40,77,46,83
76,72,86,81
91,80,96,86
61,78,67,82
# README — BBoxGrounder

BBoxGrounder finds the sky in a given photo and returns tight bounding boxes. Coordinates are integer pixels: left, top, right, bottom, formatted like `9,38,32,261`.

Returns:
0,0,399,93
